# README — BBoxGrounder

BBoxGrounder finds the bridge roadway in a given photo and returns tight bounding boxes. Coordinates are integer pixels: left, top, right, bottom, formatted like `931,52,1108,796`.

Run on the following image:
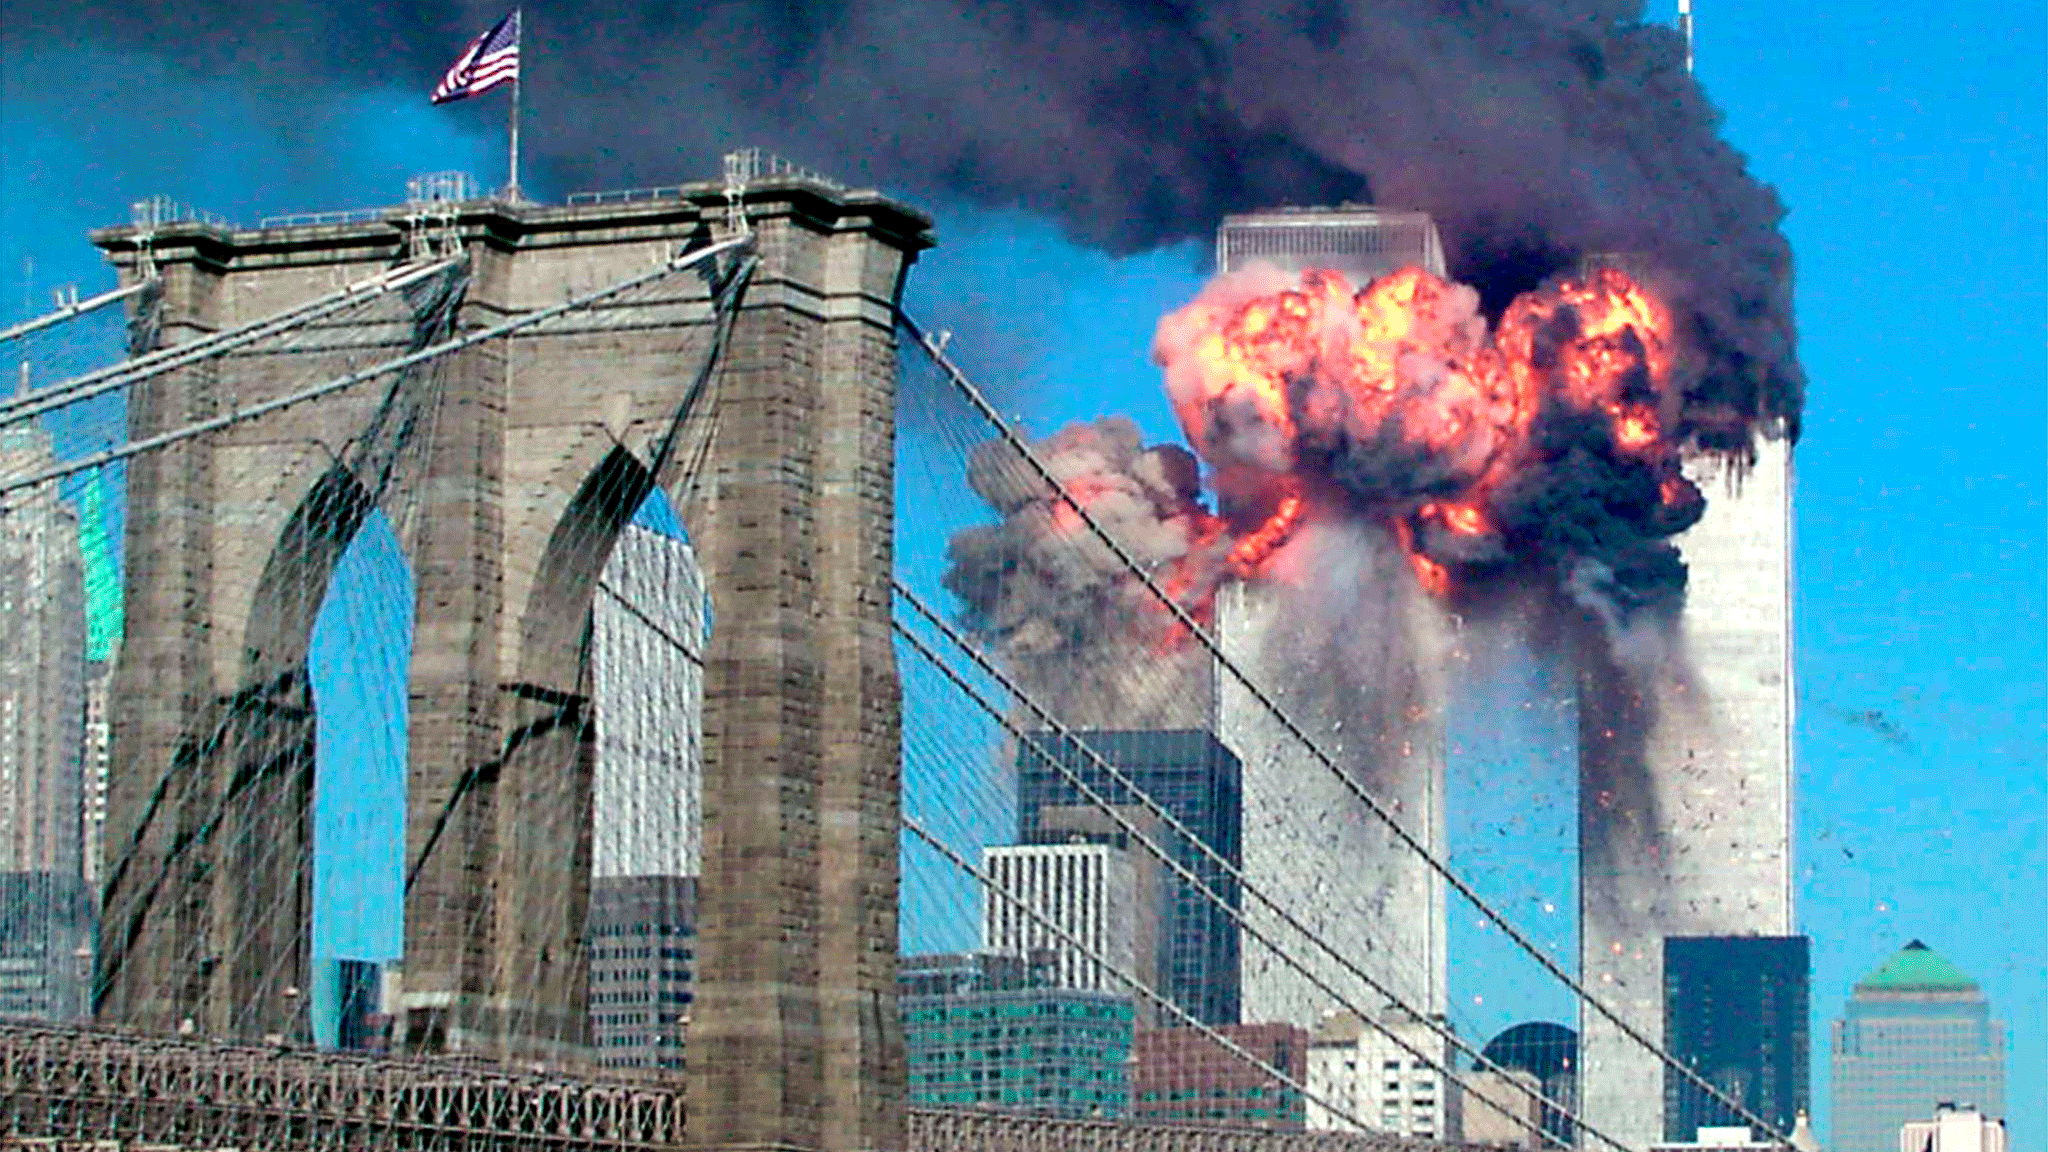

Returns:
0,1023,1467,1152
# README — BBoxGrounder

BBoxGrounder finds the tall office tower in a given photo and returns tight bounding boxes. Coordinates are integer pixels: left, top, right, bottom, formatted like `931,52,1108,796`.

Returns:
1900,1104,2010,1152
0,871,93,1020
76,472,121,895
590,525,705,879
1017,729,1241,1025
586,875,696,1078
1213,210,1451,1028
1662,935,1810,1139
1577,438,1796,1145
982,841,1153,998
1831,941,2007,1152
0,424,87,882
310,957,384,1050
1305,1007,1455,1140
0,423,92,1024
1130,1022,1309,1128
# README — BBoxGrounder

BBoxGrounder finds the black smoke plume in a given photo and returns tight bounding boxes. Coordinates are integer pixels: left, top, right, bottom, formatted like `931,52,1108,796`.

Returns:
8,0,1800,442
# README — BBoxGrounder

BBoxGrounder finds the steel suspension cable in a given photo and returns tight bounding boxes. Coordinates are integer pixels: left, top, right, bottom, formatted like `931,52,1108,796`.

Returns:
892,595,1606,1149
0,280,155,345
898,309,1794,1147
900,811,1375,1134
0,258,460,428
1,238,748,502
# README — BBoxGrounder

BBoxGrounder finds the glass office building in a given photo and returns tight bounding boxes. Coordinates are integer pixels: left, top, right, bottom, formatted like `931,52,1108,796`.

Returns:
1662,935,1810,1139
1830,941,2007,1152
1016,729,1242,1026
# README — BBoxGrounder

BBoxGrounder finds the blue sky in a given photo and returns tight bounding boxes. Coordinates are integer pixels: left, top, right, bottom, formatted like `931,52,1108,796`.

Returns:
4,0,2041,1141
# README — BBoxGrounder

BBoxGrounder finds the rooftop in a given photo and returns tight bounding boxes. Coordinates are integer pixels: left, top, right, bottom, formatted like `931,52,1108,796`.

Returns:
1855,939,1979,993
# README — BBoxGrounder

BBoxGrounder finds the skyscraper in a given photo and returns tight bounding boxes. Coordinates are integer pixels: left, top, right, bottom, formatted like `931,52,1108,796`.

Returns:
0,423,91,1022
1662,935,1810,1139
982,841,1152,998
1577,438,1796,1145
0,424,87,883
76,472,122,895
590,524,705,879
1214,210,1451,1028
1017,729,1241,1025
587,875,696,1077
586,524,705,1070
1830,941,2007,1152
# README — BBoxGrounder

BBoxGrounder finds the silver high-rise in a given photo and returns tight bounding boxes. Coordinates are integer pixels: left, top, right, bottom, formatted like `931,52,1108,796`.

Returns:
1576,440,1796,1144
1214,209,1452,1027
0,422,91,1021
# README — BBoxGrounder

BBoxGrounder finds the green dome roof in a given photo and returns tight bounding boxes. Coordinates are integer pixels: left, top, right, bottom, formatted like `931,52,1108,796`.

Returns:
1855,940,1979,992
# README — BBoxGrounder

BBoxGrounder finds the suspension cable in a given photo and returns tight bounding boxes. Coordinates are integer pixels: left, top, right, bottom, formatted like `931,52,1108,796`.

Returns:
893,596,1606,1149
1,239,748,502
898,309,1794,1147
0,258,460,427
0,280,155,345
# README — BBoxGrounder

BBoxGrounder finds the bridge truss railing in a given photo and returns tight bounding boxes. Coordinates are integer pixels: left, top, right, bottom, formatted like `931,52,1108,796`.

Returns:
0,1023,686,1152
1,1023,1461,1152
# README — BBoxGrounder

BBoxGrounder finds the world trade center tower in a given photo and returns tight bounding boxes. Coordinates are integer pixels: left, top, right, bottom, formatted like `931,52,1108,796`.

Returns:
1576,438,1796,1146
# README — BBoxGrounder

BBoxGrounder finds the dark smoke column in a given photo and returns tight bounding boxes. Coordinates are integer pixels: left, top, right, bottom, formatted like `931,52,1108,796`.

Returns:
1576,439,1795,1144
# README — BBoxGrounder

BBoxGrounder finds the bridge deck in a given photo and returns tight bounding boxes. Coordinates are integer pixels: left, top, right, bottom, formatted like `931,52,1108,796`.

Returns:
1,1023,1473,1152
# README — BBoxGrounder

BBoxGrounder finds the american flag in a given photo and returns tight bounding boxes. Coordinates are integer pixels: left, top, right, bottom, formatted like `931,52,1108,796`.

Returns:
431,10,520,104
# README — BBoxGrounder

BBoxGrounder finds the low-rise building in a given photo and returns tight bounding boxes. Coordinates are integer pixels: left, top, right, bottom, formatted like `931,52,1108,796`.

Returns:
1306,1008,1454,1140
901,950,1134,1117
1900,1103,2009,1152
1131,1022,1308,1128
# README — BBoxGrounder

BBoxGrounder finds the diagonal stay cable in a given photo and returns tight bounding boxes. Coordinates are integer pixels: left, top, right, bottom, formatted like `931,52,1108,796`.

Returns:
1,237,749,502
900,811,1378,1136
0,280,155,344
898,308,1795,1148
0,257,460,427
893,591,1606,1149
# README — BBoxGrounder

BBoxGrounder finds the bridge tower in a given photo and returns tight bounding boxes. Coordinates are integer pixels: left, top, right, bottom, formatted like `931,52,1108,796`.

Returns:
89,171,930,1151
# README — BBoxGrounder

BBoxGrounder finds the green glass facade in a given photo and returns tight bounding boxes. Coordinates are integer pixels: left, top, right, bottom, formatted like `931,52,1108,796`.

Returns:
902,954,1134,1116
76,474,122,664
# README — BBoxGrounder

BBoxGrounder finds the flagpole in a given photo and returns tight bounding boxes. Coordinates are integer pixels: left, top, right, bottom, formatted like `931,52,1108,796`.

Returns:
507,8,522,200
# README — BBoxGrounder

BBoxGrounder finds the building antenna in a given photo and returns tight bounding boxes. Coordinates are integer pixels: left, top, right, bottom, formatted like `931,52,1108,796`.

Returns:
1678,0,1695,72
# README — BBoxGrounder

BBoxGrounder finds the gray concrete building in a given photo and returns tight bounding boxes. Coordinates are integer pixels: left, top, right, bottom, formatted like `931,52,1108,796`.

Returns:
1305,1007,1456,1140
1576,438,1796,1145
983,841,1154,999
587,874,696,1078
88,163,931,1151
0,423,87,886
0,424,92,1025
1831,942,2007,1152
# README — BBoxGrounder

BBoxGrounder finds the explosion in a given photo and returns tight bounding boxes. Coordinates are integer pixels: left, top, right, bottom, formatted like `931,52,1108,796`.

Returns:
1152,263,1704,624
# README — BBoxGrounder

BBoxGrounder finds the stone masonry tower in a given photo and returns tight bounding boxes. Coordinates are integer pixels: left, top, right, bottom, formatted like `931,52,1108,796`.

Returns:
90,168,929,1151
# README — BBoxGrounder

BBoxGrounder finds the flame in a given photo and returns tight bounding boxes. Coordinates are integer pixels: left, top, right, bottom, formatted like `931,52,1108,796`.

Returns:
1158,263,1682,598
1228,492,1305,576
